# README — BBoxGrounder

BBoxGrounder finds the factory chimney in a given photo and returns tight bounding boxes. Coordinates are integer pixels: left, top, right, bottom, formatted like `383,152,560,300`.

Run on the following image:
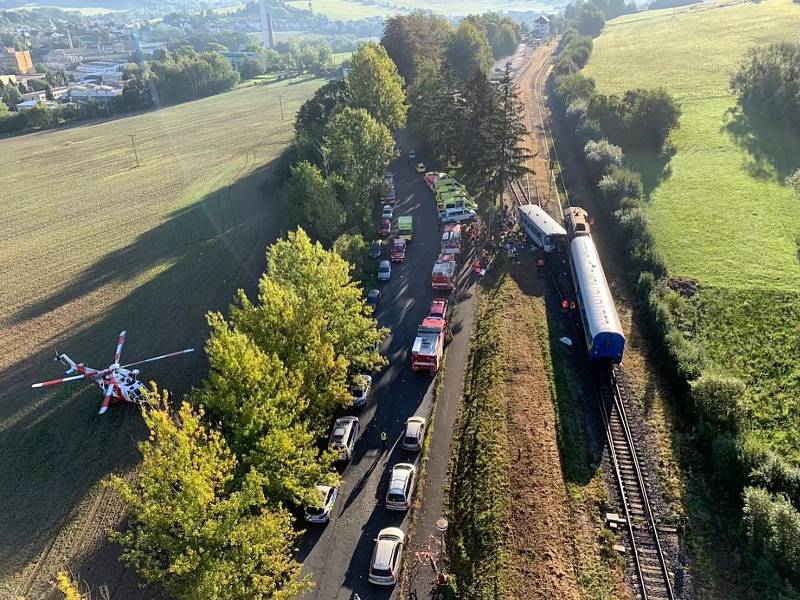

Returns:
259,0,275,49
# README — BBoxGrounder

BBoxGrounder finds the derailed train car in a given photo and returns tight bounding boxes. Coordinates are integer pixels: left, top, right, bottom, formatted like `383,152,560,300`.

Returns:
569,233,626,363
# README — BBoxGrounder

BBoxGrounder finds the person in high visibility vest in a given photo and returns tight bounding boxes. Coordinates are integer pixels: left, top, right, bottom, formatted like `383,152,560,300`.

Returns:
570,301,576,311
380,430,388,451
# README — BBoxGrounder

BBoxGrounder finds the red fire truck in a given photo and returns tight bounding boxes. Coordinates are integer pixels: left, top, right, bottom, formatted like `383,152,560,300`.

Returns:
431,254,457,290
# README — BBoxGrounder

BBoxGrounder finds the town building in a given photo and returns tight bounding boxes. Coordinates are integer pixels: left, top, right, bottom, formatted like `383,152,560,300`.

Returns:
16,99,59,111
219,51,260,69
67,83,123,103
533,15,551,37
0,47,34,74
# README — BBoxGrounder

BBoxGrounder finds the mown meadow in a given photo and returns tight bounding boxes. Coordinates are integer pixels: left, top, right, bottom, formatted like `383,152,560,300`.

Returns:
584,0,800,461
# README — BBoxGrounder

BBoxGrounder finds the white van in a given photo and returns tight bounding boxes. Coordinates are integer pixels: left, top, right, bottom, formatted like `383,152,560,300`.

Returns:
440,205,477,224
328,416,360,463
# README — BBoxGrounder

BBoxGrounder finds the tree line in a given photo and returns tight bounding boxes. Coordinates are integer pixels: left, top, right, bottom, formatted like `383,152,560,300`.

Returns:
101,43,409,599
550,26,800,596
562,0,637,37
0,47,239,136
382,12,531,206
284,41,406,257
107,230,386,599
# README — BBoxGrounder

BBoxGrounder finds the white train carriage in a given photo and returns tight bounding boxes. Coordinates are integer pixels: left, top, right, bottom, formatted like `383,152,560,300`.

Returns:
517,204,566,252
569,235,626,363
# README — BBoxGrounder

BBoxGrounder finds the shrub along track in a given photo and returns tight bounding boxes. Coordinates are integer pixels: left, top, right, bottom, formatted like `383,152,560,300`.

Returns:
0,77,325,599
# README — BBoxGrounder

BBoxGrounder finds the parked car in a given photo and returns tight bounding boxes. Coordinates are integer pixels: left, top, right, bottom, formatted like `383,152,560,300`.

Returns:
369,527,405,585
366,288,382,309
385,463,417,511
402,416,426,451
415,162,426,174
304,484,338,524
369,240,382,259
382,204,393,220
350,374,372,408
379,218,392,238
378,260,392,282
328,416,360,463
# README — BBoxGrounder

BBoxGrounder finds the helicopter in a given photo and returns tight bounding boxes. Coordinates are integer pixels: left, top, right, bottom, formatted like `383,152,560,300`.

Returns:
31,331,194,415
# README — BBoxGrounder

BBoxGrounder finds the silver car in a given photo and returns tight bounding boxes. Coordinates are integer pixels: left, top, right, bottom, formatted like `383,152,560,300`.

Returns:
378,260,391,282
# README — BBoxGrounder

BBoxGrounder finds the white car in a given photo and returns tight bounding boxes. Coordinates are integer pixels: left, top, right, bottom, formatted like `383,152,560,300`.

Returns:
304,484,338,524
385,463,417,511
328,416,360,463
381,204,393,220
369,527,405,585
440,205,477,224
350,374,372,408
378,260,391,282
401,416,426,451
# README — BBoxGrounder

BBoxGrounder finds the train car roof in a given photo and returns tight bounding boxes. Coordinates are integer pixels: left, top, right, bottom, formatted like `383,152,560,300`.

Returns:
517,204,567,237
570,235,624,336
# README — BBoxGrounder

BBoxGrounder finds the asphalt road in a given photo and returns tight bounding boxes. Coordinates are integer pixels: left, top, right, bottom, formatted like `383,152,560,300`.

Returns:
298,133,443,600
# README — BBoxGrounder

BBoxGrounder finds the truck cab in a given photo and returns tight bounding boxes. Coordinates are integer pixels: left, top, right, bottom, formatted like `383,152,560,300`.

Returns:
411,316,445,374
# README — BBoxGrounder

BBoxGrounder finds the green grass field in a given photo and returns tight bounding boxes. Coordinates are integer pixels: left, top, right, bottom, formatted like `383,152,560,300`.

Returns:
584,0,800,462
0,74,325,598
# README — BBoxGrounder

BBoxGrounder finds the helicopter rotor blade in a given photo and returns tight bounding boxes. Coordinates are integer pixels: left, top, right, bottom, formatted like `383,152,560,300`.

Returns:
114,330,126,365
121,348,194,369
31,374,87,388
98,383,114,415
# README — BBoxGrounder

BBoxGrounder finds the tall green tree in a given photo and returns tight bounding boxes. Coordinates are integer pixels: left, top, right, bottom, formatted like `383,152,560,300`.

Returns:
445,20,493,82
482,71,533,203
109,393,309,600
413,63,464,164
229,229,386,425
322,107,395,231
294,79,346,141
381,12,453,84
286,160,345,246
197,313,337,507
345,42,407,129
459,70,498,200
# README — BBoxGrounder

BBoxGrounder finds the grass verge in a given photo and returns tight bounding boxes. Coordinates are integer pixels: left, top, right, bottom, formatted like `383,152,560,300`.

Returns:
446,273,511,598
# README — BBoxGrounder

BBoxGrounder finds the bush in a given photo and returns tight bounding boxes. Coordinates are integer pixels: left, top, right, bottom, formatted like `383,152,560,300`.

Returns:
583,139,623,182
555,72,597,105
575,115,603,145
565,98,588,127
588,88,681,151
743,487,800,580
690,371,746,429
598,166,643,208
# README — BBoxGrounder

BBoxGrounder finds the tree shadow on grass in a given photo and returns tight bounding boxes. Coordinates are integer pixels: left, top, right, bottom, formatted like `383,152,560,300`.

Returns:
625,144,676,200
0,163,285,599
722,105,800,183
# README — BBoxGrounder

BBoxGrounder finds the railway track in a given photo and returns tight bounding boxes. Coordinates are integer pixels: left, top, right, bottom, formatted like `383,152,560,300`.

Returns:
596,367,675,600
515,38,681,600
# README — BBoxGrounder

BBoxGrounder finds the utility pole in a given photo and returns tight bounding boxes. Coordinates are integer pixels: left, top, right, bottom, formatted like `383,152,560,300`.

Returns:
128,133,140,167
278,95,284,121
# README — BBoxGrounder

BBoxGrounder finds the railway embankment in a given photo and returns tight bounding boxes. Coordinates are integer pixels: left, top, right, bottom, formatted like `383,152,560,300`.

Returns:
446,262,627,599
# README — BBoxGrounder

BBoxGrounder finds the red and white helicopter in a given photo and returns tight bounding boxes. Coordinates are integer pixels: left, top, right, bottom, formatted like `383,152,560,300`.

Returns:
31,331,194,415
